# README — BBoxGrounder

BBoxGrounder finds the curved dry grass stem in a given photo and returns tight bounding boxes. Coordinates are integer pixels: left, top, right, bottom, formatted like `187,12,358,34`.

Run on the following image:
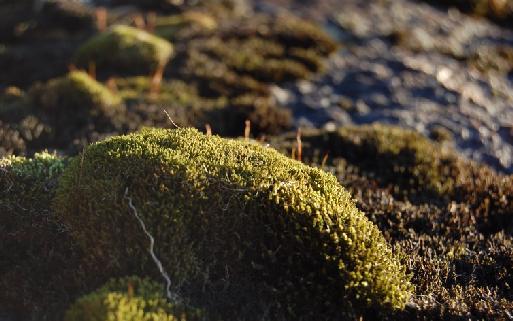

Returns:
124,187,181,304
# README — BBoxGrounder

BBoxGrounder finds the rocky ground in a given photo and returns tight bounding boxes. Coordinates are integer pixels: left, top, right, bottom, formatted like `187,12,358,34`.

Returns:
261,0,513,174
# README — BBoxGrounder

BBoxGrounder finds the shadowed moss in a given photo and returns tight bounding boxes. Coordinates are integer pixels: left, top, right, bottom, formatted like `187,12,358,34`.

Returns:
270,124,513,233
75,25,174,75
65,276,202,321
0,152,81,320
54,127,411,320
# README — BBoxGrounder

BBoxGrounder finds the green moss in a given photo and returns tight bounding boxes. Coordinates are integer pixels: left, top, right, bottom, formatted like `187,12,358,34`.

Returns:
75,25,174,74
30,71,122,114
0,152,80,320
54,127,411,320
154,11,218,41
272,124,460,200
65,276,202,321
270,124,513,233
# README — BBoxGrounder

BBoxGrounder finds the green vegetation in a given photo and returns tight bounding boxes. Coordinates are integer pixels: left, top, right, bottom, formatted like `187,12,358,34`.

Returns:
54,127,412,320
65,276,202,321
271,125,513,229
0,152,80,320
269,124,513,320
75,25,174,74
30,71,122,114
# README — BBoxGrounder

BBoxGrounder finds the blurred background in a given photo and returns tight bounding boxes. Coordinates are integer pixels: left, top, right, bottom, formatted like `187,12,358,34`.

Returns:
1,0,513,174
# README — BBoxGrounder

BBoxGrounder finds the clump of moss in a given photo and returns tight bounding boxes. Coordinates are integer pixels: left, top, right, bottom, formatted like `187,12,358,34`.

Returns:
54,127,412,320
0,152,81,320
154,11,218,41
75,25,174,75
323,154,513,320
177,14,337,89
272,124,459,199
65,276,202,321
270,124,513,233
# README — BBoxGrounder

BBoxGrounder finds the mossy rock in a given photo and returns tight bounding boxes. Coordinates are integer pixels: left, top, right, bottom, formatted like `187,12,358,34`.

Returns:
65,276,202,321
54,127,411,320
272,124,460,199
116,76,291,136
30,70,122,115
0,152,80,319
75,25,174,75
29,71,124,146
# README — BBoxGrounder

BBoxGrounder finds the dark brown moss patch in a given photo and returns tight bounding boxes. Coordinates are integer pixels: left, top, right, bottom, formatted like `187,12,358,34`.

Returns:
268,125,513,320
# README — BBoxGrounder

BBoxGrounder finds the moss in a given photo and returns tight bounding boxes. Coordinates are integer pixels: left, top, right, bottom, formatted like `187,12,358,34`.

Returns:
54,127,412,320
154,11,218,41
0,152,80,320
116,76,291,136
270,124,513,233
272,124,459,199
323,156,513,320
75,25,174,75
30,70,122,114
65,276,202,321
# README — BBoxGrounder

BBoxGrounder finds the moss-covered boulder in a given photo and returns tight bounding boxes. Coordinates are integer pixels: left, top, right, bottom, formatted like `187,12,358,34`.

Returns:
54,127,411,320
75,25,174,75
65,276,202,321
0,152,80,319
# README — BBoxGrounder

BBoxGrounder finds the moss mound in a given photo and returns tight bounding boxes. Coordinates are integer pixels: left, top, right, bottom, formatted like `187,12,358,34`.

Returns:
0,121,26,156
30,70,122,115
28,71,124,148
65,276,202,321
270,124,513,233
0,152,81,320
54,127,411,320
75,25,174,75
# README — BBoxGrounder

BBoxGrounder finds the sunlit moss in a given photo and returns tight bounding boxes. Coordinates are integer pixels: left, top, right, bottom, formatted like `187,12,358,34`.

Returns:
75,25,174,74
54,127,412,320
